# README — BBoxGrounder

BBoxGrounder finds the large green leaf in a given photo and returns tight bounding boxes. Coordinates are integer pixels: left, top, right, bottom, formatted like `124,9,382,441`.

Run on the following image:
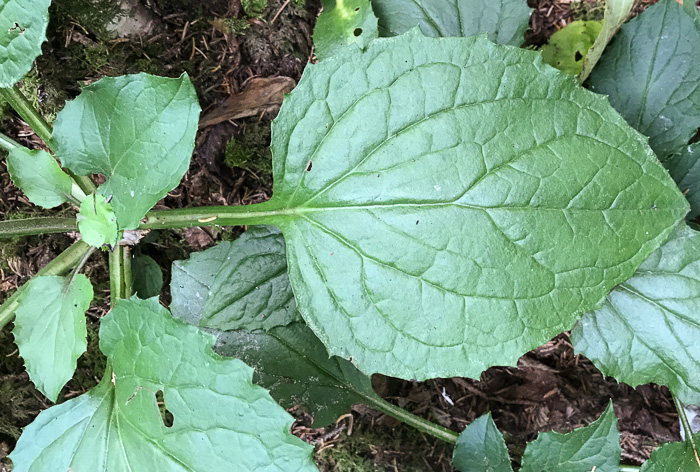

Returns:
313,0,378,61
6,148,73,208
520,402,621,472
371,0,532,46
640,433,700,471
452,413,512,472
260,30,688,379
663,143,700,220
587,0,700,159
578,0,634,82
9,297,317,472
572,224,700,404
53,73,200,230
0,0,51,87
171,226,298,331
12,275,92,402
216,322,378,427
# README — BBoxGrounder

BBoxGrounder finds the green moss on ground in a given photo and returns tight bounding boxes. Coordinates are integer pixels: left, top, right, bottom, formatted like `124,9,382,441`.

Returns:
224,122,274,183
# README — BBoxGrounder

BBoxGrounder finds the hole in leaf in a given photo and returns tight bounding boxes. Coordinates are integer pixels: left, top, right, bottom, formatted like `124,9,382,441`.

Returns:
353,28,363,37
306,160,313,171
574,50,583,61
155,390,174,428
355,7,360,11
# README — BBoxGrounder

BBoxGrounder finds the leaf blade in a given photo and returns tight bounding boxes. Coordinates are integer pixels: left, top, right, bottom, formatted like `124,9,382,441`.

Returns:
7,148,73,208
313,0,378,60
572,224,700,404
53,73,201,230
216,322,378,427
587,0,700,159
520,402,621,472
266,31,689,379
452,412,513,472
0,0,51,87
12,275,92,402
663,143,700,221
171,226,298,331
9,297,317,472
371,0,532,45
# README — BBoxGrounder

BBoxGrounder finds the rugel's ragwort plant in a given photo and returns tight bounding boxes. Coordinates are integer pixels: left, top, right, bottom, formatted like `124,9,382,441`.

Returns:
1,0,699,469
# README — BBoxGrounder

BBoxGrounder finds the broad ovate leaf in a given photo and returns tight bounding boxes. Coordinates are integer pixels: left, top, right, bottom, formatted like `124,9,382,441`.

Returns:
452,413,512,472
520,402,621,472
53,73,200,229
572,224,700,404
216,322,378,427
313,0,378,61
131,254,163,299
372,0,532,45
587,0,700,159
0,0,50,87
261,30,688,379
578,0,634,82
9,297,317,472
663,143,700,220
7,148,72,208
77,193,118,248
640,433,700,471
171,226,298,331
12,275,92,402
541,21,603,76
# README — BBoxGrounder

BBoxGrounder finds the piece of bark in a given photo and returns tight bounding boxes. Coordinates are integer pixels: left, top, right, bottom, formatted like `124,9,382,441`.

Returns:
199,76,296,128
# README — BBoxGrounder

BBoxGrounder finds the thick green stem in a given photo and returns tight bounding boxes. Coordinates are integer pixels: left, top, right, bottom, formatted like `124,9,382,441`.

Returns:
122,246,133,299
0,131,21,152
140,201,287,230
0,86,96,195
0,241,91,330
109,245,133,305
360,393,458,445
0,217,77,239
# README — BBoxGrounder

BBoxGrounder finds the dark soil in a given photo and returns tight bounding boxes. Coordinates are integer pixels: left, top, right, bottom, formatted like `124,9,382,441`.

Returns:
0,0,687,470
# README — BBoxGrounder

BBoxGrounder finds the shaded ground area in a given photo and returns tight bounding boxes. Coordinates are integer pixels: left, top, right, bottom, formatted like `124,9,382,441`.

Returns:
0,0,687,470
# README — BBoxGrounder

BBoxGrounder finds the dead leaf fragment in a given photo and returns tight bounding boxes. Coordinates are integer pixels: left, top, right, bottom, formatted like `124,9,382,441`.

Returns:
199,76,296,128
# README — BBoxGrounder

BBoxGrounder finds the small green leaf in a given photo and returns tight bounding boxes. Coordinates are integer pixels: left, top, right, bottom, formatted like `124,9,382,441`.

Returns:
313,0,378,61
520,402,621,472
572,224,700,404
12,275,92,402
452,413,513,472
640,432,700,471
77,194,119,248
53,73,200,230
588,0,700,159
664,143,700,220
0,0,51,87
216,322,378,427
541,21,603,76
264,30,688,379
6,148,72,208
131,254,163,299
371,0,532,45
578,0,635,82
171,226,298,331
9,297,317,472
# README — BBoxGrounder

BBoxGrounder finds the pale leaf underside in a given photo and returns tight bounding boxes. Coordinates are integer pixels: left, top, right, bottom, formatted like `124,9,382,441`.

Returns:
572,224,700,404
264,31,688,379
